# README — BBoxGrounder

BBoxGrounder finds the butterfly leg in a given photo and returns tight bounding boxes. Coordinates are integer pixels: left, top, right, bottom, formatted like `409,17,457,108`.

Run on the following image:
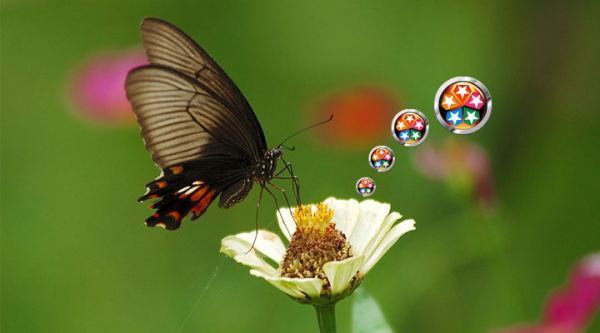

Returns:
268,180,304,236
263,185,295,238
268,181,295,214
245,186,265,254
274,157,301,206
281,157,301,206
274,163,291,177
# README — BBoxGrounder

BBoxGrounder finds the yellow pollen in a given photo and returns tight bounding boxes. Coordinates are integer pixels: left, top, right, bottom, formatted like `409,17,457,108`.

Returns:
293,203,334,233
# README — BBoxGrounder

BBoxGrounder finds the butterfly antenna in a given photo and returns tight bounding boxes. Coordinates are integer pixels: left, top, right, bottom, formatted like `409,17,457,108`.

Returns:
278,114,334,147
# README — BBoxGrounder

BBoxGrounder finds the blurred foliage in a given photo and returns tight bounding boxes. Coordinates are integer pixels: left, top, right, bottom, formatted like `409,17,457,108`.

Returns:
1,0,599,332
353,288,394,333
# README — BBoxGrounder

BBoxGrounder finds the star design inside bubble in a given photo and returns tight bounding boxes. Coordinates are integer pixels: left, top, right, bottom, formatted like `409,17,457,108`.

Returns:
455,85,470,98
442,95,456,109
469,94,483,108
465,110,479,124
447,111,461,125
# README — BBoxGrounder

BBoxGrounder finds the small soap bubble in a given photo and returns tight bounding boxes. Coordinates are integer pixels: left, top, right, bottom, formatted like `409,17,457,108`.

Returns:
356,177,376,197
391,109,429,146
368,145,395,172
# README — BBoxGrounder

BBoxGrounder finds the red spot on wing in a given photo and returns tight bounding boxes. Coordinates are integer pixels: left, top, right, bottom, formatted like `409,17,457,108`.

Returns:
190,186,208,201
191,189,217,218
143,177,220,228
167,211,180,221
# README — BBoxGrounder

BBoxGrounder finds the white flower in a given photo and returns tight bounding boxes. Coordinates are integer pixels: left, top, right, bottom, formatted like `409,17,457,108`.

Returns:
220,197,415,301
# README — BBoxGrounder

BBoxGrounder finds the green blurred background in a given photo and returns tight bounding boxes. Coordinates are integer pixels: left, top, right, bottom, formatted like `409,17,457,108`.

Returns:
2,1,599,332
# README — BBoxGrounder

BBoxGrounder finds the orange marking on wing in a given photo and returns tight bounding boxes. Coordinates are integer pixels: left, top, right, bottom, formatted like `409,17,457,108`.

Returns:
156,181,168,189
170,166,184,175
190,186,208,202
167,211,180,221
191,190,216,216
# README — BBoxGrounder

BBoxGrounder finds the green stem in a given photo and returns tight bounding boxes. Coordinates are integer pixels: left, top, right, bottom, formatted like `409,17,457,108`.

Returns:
314,303,337,333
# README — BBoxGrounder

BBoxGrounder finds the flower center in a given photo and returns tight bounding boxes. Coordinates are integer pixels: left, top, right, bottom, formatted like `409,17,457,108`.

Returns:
280,203,352,289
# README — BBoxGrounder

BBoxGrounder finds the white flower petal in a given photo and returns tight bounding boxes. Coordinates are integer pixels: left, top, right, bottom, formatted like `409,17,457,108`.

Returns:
361,212,402,265
324,197,360,241
220,233,279,276
323,255,364,295
287,278,323,299
347,200,391,256
249,269,304,298
250,269,323,299
231,230,286,264
276,207,296,241
360,219,415,276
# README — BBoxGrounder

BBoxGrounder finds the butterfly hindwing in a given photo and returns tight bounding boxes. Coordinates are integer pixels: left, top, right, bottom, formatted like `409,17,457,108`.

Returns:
146,183,218,230
219,178,253,209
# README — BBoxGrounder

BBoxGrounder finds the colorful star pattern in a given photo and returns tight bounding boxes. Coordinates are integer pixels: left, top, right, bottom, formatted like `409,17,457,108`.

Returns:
393,110,428,146
437,81,488,131
463,107,480,125
369,146,395,172
465,92,484,110
356,177,375,197
452,84,472,103
446,108,462,126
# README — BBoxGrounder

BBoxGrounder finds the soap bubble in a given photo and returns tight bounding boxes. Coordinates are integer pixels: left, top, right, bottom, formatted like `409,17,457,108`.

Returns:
434,76,492,134
391,109,429,146
369,145,395,172
356,177,376,197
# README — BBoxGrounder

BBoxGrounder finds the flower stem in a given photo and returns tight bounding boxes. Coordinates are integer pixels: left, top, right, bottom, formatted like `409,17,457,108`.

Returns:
314,303,337,333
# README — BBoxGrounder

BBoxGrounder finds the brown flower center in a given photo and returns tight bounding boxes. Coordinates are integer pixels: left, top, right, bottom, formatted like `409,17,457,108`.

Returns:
280,203,352,288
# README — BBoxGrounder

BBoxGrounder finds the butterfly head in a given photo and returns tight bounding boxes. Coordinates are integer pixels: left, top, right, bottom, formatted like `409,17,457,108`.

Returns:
253,148,283,183
272,146,283,159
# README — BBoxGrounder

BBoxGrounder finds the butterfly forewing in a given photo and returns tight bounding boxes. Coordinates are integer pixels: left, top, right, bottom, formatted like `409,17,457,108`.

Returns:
126,65,255,168
139,17,266,159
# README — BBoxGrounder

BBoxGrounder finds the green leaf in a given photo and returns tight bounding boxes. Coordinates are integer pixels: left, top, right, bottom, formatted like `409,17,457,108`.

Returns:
352,287,394,333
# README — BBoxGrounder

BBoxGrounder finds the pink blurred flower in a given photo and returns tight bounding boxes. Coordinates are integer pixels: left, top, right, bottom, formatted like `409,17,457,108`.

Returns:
308,86,400,149
413,139,496,208
68,49,146,124
496,253,600,333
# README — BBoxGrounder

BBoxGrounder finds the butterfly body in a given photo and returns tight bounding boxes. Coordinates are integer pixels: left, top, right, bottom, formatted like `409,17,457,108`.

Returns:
126,17,289,230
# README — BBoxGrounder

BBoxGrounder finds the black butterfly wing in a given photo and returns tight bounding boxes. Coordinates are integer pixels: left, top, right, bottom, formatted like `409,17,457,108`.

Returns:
126,18,268,229
127,65,254,168
139,17,267,157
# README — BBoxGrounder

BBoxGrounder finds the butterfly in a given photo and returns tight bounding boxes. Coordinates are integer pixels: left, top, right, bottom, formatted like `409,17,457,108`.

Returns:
125,17,311,230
